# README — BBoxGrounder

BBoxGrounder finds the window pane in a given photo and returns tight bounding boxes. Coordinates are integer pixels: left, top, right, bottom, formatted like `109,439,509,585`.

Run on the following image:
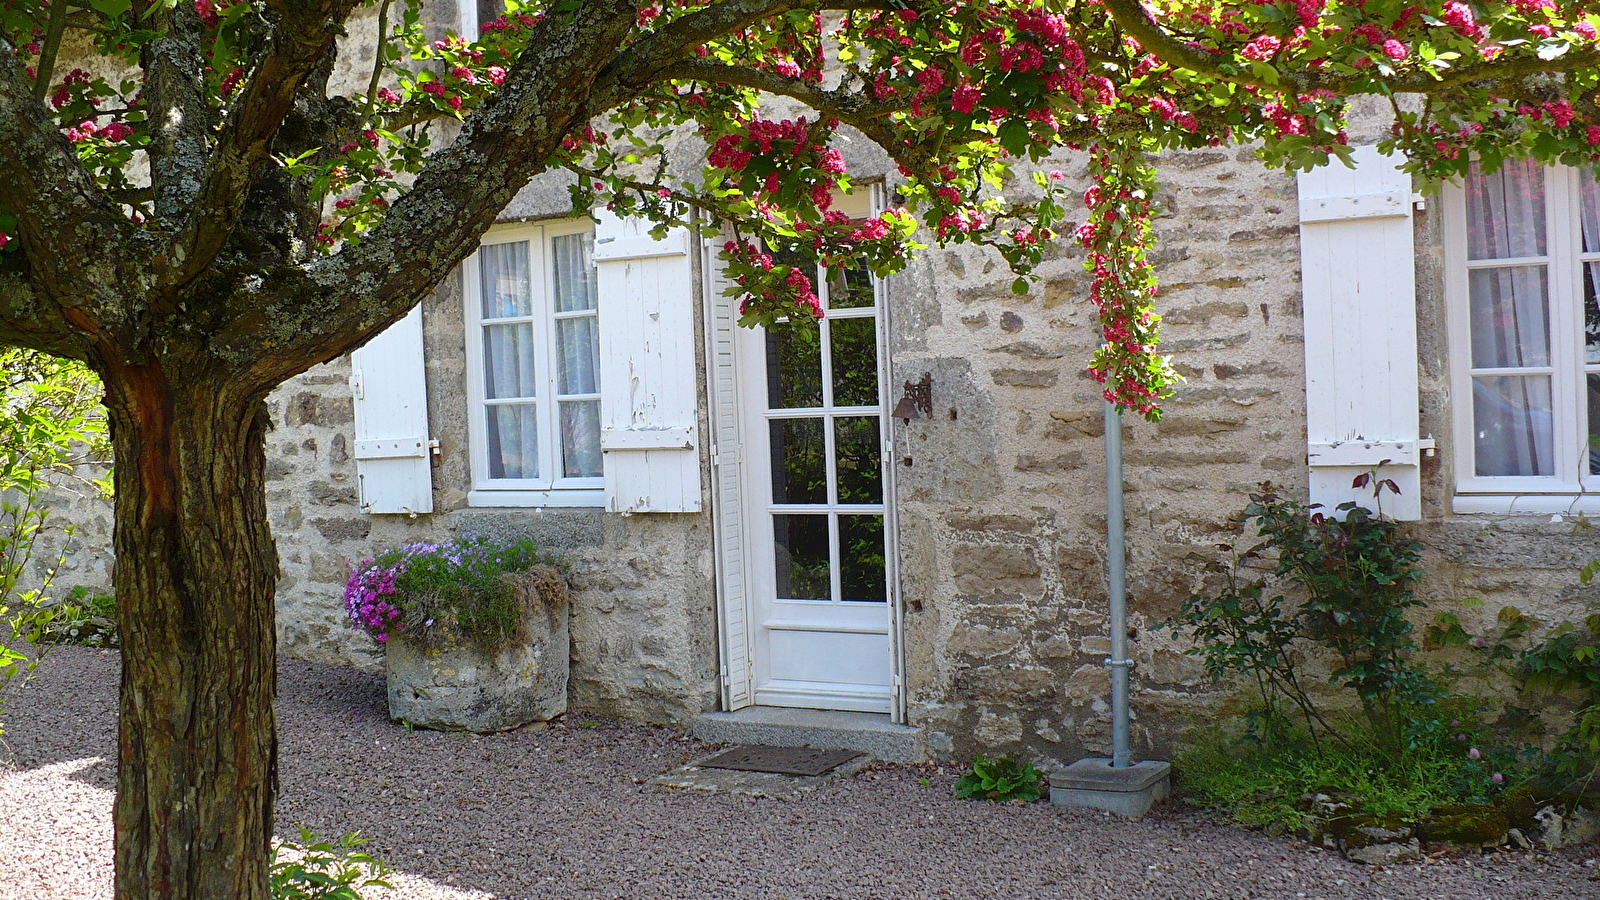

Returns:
1586,262,1600,364
1468,267,1549,368
834,416,882,504
1580,169,1600,253
830,316,879,407
560,400,602,477
1473,375,1553,477
839,515,886,602
1590,374,1600,476
480,241,532,318
826,264,875,310
476,0,504,32
1466,159,1546,260
486,403,538,479
556,316,599,394
552,233,596,313
483,323,538,399
769,418,826,504
766,321,824,409
773,514,830,601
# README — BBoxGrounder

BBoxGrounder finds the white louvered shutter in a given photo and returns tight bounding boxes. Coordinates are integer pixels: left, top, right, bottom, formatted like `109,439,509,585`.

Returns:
704,235,753,709
1297,146,1426,520
350,304,434,514
594,210,703,513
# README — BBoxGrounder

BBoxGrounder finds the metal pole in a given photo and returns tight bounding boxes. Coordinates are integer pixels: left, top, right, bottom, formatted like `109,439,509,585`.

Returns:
1104,400,1132,769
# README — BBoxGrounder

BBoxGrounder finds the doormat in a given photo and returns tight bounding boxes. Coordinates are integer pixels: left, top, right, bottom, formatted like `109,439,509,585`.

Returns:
697,745,864,777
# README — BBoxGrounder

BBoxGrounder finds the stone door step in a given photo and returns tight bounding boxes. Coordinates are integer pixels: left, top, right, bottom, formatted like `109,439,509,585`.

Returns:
691,707,925,764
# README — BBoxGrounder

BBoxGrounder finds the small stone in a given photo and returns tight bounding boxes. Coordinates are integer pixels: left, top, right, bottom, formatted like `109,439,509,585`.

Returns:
1344,838,1422,866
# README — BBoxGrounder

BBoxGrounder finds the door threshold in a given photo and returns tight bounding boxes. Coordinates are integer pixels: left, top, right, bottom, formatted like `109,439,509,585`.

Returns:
691,706,925,764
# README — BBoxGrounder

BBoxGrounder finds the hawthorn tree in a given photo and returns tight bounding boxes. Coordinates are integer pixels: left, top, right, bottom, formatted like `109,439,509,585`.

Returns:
3,0,1600,897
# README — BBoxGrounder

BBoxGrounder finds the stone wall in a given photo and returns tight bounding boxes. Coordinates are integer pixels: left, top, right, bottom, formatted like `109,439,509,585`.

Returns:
886,147,1311,765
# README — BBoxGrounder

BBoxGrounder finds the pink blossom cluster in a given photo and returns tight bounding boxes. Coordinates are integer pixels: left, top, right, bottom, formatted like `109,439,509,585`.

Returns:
66,120,132,143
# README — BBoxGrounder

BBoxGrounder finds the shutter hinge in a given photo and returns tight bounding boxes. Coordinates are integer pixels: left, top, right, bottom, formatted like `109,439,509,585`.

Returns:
348,370,364,400
720,665,730,687
429,438,442,461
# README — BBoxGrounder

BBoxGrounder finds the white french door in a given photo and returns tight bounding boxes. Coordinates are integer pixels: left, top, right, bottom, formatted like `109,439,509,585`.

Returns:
732,253,897,713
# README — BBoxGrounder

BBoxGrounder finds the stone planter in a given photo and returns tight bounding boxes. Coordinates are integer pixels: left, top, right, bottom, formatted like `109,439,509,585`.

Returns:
384,567,569,732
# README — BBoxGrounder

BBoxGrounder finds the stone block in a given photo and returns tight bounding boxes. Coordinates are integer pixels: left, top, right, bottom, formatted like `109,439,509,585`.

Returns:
1049,759,1172,817
953,543,1039,580
992,368,1060,387
384,573,570,732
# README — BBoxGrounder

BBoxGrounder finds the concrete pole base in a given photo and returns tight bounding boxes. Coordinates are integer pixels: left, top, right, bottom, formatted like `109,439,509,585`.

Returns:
1049,758,1172,818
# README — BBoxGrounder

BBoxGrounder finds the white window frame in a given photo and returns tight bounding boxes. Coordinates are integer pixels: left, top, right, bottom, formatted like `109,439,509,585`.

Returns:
1444,164,1600,514
463,219,605,508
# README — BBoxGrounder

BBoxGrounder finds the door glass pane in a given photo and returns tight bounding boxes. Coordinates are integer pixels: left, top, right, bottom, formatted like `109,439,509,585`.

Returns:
1586,262,1600,364
773,514,830,601
766,321,823,409
830,317,879,407
483,323,538,399
834,416,882,504
1473,375,1554,476
1468,267,1549,368
1590,374,1600,476
556,316,599,394
486,403,538,479
480,241,532,318
770,418,826,504
1466,159,1546,260
826,264,875,310
839,515,886,602
560,400,601,477
551,233,597,312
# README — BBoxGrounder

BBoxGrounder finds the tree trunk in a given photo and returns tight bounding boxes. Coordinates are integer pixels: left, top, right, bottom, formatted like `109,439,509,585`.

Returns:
104,363,279,900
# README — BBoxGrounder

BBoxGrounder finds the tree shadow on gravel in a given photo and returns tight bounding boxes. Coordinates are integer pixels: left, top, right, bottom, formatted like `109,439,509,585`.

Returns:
6,649,1598,900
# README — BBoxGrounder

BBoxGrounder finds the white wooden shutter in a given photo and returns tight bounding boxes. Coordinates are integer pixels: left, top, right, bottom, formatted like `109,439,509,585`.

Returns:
349,304,434,515
704,235,753,709
1298,146,1427,520
594,210,703,513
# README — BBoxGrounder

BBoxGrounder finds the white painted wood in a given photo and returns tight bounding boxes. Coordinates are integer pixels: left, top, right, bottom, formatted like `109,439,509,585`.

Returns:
1298,146,1422,520
595,209,702,513
350,305,434,515
1297,189,1409,224
600,426,695,450
733,253,893,715
706,234,754,710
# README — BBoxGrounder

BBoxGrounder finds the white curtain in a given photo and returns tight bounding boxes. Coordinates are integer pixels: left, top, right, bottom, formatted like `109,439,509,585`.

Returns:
1466,160,1554,476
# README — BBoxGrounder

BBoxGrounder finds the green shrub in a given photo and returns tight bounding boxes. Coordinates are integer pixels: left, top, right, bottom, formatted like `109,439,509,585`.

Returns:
36,586,117,647
0,350,109,734
955,754,1044,802
270,828,392,900
344,535,563,650
1164,482,1435,755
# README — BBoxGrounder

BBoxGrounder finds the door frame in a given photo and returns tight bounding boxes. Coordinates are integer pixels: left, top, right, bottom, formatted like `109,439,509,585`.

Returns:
705,186,907,722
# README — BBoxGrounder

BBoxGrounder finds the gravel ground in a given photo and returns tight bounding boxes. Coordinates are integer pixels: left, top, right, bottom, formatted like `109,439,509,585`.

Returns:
2,648,1597,900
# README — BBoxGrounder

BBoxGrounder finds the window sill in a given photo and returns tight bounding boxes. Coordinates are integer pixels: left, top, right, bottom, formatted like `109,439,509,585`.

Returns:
1452,493,1600,515
468,488,605,508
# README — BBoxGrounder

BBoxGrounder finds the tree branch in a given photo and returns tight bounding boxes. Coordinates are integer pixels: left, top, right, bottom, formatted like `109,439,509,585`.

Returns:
233,0,643,389
166,0,365,288
142,2,216,223
33,0,70,100
0,42,126,321
654,59,951,178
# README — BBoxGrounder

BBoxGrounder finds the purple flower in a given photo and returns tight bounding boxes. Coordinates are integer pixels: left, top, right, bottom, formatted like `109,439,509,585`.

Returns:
1469,747,1481,759
1492,772,1504,784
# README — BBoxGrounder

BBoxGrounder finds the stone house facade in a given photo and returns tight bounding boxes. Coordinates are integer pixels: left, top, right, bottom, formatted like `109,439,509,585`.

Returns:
39,3,1599,766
